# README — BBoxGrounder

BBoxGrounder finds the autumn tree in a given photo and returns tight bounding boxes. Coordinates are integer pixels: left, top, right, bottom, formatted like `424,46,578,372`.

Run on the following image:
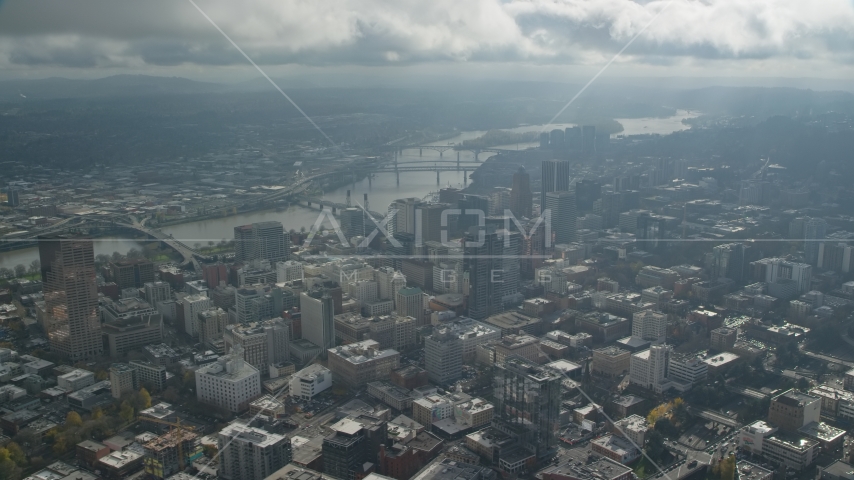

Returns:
120,401,135,423
65,411,83,428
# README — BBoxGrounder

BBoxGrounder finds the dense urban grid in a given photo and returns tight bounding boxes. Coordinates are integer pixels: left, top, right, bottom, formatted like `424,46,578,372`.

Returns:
1,78,854,480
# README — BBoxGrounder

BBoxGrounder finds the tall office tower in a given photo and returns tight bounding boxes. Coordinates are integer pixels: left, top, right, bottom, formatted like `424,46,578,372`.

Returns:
739,180,767,206
545,191,577,245
581,125,596,154
340,207,366,241
509,166,533,218
235,286,274,324
197,308,228,348
419,203,448,243
458,194,490,235
218,422,292,480
144,281,171,306
593,192,621,228
375,267,406,302
789,217,808,240
202,263,228,288
540,160,570,208
300,289,335,352
323,416,387,480
223,319,291,374
565,126,582,151
395,287,425,325
464,228,521,320
234,221,290,264
711,243,753,283
493,357,562,460
818,242,853,273
632,311,667,344
574,180,601,213
39,235,102,360
521,219,548,280
629,344,671,391
549,129,565,151
6,188,19,207
614,175,640,192
539,132,550,149
182,294,213,338
109,259,155,289
424,326,463,385
387,198,422,236
804,218,827,266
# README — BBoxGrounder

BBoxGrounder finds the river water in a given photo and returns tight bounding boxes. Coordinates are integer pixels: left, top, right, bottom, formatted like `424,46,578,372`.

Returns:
0,111,697,268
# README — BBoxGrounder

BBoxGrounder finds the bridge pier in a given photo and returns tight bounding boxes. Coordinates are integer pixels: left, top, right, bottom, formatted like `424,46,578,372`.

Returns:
457,151,460,162
436,171,440,185
419,148,422,156
368,175,372,188
474,150,479,161
464,170,468,185
439,151,443,158
396,170,400,185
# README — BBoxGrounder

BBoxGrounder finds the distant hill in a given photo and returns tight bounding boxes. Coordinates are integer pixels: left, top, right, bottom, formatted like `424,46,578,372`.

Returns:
0,74,224,101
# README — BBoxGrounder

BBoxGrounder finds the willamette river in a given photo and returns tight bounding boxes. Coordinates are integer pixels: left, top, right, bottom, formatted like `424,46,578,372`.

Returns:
0,111,698,268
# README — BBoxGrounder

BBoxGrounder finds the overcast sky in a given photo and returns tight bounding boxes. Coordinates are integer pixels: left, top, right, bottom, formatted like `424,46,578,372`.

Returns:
1,0,853,85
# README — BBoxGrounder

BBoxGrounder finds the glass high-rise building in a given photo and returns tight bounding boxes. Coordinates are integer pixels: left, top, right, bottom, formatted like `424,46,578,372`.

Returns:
39,235,102,360
493,356,562,460
234,221,290,263
540,160,570,209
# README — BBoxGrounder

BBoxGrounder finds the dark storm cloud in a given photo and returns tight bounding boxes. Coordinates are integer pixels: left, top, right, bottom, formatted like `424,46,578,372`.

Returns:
0,0,852,71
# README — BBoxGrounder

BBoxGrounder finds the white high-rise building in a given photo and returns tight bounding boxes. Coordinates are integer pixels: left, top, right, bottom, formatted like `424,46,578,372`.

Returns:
388,198,422,235
632,311,667,344
300,290,335,352
195,345,261,413
348,280,378,304
375,267,403,300
218,421,292,480
276,260,304,283
630,344,671,393
144,281,171,306
182,294,213,338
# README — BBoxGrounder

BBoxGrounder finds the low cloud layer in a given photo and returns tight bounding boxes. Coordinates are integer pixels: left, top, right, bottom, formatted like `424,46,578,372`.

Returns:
0,0,852,73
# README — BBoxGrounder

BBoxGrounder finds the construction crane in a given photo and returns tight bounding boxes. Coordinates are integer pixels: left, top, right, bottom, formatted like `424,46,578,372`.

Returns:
143,417,197,472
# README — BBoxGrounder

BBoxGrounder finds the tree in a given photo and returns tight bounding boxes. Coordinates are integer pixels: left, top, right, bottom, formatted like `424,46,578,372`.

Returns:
127,248,142,259
4,443,25,467
12,429,39,457
95,254,111,266
0,267,11,279
136,388,152,410
120,401,135,423
13,264,25,278
645,430,666,462
716,454,736,480
65,411,83,428
52,436,68,456
111,251,123,262
91,407,104,420
95,370,108,381
28,260,40,275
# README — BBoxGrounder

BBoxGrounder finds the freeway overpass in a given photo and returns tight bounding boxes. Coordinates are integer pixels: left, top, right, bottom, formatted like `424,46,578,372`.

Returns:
687,407,741,428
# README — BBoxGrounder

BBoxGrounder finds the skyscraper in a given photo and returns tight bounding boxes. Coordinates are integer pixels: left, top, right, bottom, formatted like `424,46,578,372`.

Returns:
234,221,290,264
387,197,422,236
464,227,521,320
218,422,292,480
545,191,577,244
540,160,570,208
804,217,827,266
39,235,102,360
424,326,463,385
574,179,601,213
493,356,562,460
300,289,335,353
458,194,489,235
509,166,533,218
